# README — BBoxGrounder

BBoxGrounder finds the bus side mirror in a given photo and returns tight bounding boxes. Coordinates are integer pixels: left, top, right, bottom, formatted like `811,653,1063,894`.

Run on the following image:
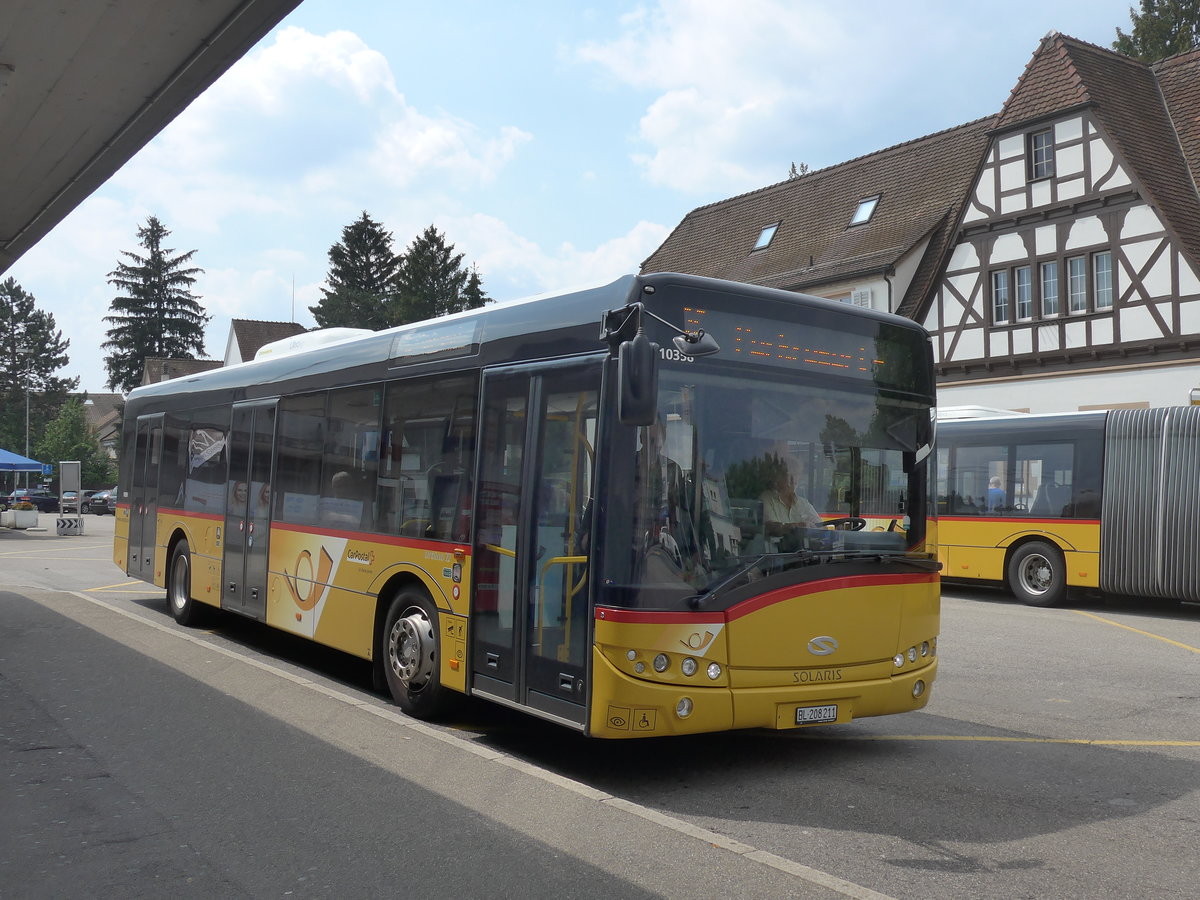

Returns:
618,331,659,426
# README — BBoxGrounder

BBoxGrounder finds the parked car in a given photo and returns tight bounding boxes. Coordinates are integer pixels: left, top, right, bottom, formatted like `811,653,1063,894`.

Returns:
77,490,101,513
61,490,87,513
91,486,117,515
5,488,59,513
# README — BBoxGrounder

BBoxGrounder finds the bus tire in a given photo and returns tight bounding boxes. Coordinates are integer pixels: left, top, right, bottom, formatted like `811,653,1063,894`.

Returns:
381,588,454,719
1007,541,1066,607
168,539,205,626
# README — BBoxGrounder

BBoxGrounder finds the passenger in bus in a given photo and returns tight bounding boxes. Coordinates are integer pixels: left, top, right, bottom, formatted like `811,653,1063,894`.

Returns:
987,476,1006,513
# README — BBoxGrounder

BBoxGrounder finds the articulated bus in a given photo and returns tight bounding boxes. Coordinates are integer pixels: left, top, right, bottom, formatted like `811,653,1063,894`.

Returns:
116,272,939,738
937,406,1200,606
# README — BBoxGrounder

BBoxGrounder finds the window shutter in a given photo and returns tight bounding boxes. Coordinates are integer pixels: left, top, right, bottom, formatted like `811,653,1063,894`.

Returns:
851,288,872,308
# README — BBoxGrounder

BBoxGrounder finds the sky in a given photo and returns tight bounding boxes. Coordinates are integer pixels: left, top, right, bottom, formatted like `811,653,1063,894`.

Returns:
8,0,1138,393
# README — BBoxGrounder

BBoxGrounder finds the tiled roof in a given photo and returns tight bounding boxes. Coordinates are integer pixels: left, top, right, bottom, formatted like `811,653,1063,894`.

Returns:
642,117,994,315
230,319,306,362
141,357,222,385
995,33,1200,279
643,31,1200,324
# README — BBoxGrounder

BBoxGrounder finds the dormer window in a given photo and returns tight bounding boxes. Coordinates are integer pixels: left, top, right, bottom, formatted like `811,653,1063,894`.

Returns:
849,195,879,226
1029,128,1054,180
753,223,779,251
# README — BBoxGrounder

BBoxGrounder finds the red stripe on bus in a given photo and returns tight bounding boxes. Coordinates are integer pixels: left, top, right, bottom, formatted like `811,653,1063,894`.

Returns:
158,506,223,522
273,521,472,555
939,516,1100,525
595,572,938,625
726,572,937,621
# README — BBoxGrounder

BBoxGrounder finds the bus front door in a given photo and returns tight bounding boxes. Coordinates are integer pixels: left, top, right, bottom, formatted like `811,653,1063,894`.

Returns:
222,401,276,620
127,414,163,581
471,362,600,728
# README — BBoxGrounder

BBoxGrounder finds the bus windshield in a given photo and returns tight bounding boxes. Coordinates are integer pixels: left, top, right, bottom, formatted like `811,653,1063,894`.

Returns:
601,364,933,610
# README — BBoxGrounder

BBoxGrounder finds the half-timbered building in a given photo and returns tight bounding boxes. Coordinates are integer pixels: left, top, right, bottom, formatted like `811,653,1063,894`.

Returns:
643,33,1200,412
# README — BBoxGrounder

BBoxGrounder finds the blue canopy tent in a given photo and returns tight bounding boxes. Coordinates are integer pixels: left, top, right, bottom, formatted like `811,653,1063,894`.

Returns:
0,448,45,471
0,449,47,492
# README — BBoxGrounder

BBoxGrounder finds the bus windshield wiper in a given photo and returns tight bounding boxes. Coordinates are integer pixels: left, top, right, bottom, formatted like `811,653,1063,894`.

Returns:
840,552,942,572
687,549,832,608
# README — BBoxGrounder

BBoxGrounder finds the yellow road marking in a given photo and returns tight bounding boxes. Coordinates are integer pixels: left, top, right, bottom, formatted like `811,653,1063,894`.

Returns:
87,580,152,592
832,734,1200,747
1073,609,1200,654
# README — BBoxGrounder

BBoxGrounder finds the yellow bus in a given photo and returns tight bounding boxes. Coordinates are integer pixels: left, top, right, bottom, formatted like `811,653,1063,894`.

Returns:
936,406,1200,606
116,272,939,737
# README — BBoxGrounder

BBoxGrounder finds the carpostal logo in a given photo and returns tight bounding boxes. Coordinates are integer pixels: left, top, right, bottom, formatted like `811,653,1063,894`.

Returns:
346,547,375,565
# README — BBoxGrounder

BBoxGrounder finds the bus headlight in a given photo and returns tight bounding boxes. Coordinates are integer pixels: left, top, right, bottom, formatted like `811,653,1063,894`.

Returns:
681,657,698,677
907,646,918,663
653,653,670,673
676,697,694,718
706,662,722,680
920,641,930,657
912,680,926,699
634,662,646,674
893,653,905,668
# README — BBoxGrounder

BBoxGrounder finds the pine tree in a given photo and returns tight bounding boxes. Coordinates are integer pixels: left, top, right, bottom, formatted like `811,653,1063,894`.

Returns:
310,211,402,330
461,265,491,311
34,398,115,488
103,216,208,393
395,226,492,324
0,277,78,459
1114,0,1200,61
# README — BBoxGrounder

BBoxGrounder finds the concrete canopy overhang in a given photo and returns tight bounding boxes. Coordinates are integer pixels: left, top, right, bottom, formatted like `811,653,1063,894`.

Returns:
0,0,302,276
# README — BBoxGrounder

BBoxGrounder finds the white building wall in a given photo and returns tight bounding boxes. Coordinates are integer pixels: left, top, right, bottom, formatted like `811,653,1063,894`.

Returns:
938,362,1200,413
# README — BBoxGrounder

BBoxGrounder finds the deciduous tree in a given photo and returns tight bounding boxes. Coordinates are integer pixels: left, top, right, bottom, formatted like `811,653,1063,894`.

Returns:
35,397,115,487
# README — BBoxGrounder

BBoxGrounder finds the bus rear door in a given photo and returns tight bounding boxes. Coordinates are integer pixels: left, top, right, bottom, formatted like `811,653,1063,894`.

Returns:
471,361,600,728
127,413,163,581
222,400,276,620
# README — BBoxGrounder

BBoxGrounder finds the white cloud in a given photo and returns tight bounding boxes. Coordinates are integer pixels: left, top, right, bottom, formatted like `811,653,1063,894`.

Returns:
576,0,946,192
447,213,671,296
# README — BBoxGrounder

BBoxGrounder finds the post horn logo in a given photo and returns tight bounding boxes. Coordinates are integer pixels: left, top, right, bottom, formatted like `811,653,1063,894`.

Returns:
284,546,334,611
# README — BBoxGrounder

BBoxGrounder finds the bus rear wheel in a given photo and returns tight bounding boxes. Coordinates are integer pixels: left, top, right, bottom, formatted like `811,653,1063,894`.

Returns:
381,588,455,719
1007,541,1066,607
168,539,205,626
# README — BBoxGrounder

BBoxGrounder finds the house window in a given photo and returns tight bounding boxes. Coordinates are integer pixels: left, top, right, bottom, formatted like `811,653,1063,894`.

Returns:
1094,251,1113,309
1029,129,1054,180
849,195,879,226
992,270,1010,324
1068,256,1088,313
1041,261,1059,316
1015,266,1032,320
753,223,779,251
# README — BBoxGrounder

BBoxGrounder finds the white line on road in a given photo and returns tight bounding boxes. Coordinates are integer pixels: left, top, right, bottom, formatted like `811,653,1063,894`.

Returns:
67,589,896,900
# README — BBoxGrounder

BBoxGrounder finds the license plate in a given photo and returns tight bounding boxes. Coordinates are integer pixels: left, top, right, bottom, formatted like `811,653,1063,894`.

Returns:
795,704,838,725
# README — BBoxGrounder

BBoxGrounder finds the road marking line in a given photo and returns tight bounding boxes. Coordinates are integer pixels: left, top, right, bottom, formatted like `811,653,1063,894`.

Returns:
86,580,151,592
63,589,897,900
1073,610,1200,654
829,735,1200,747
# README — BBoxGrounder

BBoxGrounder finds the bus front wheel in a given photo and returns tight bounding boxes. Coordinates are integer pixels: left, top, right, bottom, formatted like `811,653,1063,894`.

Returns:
168,540,205,626
381,588,454,719
1007,541,1066,607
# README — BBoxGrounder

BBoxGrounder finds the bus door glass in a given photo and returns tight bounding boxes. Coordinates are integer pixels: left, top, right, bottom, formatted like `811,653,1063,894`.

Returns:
128,414,163,580
472,361,600,723
222,400,276,620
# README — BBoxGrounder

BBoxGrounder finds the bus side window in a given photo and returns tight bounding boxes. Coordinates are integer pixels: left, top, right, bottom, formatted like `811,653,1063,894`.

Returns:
376,374,477,540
